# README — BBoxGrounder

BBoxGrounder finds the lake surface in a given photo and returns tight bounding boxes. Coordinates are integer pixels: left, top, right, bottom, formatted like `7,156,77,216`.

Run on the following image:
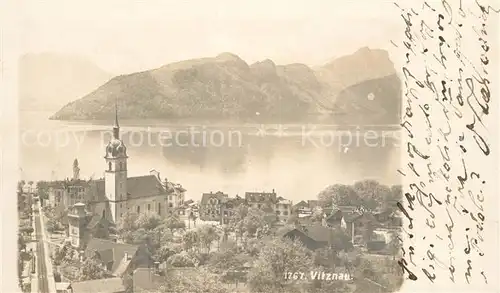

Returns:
19,111,402,202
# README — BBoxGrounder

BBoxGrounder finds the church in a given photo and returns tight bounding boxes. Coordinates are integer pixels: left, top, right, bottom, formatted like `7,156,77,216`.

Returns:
48,105,186,226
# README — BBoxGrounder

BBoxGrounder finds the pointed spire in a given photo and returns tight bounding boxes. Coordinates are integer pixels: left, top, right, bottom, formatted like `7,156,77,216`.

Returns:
114,97,119,128
113,97,120,139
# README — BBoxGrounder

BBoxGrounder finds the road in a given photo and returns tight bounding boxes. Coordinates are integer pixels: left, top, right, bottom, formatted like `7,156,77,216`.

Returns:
34,209,50,293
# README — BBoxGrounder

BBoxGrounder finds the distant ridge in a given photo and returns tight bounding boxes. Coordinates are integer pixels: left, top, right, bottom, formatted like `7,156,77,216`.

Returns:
19,52,113,111
50,47,401,125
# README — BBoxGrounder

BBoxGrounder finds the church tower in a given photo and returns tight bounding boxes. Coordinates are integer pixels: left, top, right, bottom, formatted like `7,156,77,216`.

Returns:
104,100,127,223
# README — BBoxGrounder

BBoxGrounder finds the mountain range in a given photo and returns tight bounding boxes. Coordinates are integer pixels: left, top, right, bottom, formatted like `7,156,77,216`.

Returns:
19,53,112,111
47,47,401,125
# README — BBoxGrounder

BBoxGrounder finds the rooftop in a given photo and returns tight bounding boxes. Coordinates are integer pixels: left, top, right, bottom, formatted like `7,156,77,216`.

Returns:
245,191,277,203
70,277,125,293
93,175,181,201
200,191,228,205
85,238,139,275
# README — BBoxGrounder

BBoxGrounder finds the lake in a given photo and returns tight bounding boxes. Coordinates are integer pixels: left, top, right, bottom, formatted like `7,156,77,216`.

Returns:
19,111,402,202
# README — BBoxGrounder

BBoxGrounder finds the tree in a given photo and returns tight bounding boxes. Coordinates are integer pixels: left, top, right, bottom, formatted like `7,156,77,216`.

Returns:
329,229,353,253
247,238,314,293
18,251,24,283
207,246,248,275
198,225,220,253
245,237,263,257
163,214,186,231
20,226,34,237
78,253,107,281
310,208,324,222
27,181,34,192
155,243,182,263
118,212,139,233
18,233,26,252
191,213,198,228
188,211,195,229
135,212,162,231
353,180,390,211
286,214,299,226
46,218,58,234
52,241,79,266
36,181,50,200
242,207,269,237
387,230,402,260
167,251,197,267
182,230,199,252
318,184,361,208
145,268,230,293
18,180,26,193
384,185,403,212
221,224,230,243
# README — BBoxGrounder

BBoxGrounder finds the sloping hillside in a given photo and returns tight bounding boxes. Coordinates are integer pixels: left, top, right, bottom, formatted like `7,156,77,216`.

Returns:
51,48,401,125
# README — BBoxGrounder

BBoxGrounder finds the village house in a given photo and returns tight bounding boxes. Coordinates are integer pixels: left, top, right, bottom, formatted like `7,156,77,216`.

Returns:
307,200,320,209
67,203,113,249
341,212,378,244
65,203,154,277
84,238,154,278
275,197,292,224
220,196,245,225
323,209,344,228
281,224,344,251
200,191,228,222
47,160,89,210
293,200,308,211
245,190,277,210
47,181,66,209
371,210,403,246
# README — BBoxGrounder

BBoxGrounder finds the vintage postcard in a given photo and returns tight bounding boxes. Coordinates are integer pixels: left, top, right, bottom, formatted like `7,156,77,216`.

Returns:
1,0,499,292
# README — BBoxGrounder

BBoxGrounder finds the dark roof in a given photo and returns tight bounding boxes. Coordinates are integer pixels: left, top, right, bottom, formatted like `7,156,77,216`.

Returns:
94,175,170,200
126,175,166,199
300,225,335,243
86,214,109,230
70,277,125,293
326,210,343,223
245,191,277,203
342,211,363,222
322,207,334,215
85,238,139,273
184,199,194,205
307,200,319,208
298,216,313,224
200,191,228,205
374,211,403,227
293,201,308,208
97,248,114,264
220,197,245,208
276,226,295,238
343,212,377,223
337,206,358,213
133,268,166,292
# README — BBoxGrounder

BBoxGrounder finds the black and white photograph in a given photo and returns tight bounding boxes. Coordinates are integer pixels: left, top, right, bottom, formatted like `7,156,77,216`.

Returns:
3,0,499,293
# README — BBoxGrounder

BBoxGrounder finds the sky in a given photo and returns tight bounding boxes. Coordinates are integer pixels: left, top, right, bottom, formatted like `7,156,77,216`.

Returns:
14,0,402,74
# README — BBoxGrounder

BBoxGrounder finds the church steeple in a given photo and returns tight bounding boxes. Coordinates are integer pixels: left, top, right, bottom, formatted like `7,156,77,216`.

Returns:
113,98,120,139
